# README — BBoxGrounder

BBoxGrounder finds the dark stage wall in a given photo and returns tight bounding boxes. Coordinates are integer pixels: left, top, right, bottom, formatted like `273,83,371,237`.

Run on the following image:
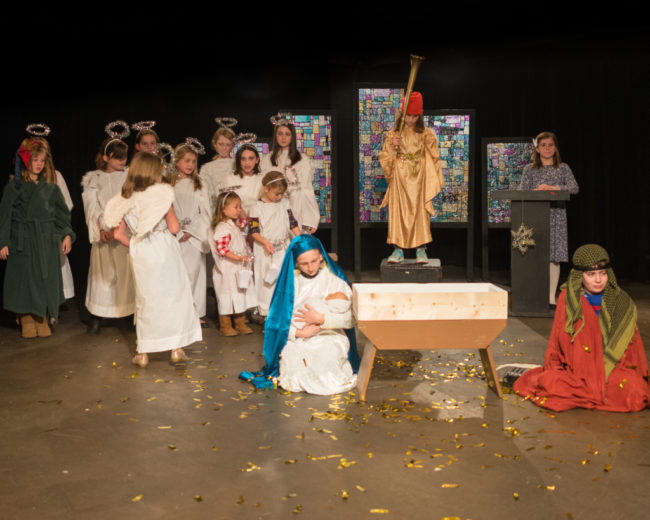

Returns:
1,31,648,291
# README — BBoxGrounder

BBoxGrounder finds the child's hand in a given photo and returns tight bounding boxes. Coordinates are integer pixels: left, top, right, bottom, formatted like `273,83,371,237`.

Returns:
296,323,321,338
61,236,72,255
294,304,325,326
179,232,192,243
241,255,253,263
538,184,559,191
0,246,8,260
392,136,401,147
99,229,112,243
264,241,275,255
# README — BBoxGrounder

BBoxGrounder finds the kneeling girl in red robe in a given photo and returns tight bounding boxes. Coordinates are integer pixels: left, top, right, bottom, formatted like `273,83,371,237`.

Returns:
513,244,649,412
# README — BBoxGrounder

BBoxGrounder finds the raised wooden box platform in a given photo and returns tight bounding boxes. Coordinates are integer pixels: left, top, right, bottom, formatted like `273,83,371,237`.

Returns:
379,258,443,283
352,283,508,400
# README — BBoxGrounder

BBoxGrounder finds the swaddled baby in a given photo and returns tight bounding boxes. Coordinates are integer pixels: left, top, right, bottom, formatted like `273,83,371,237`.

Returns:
292,292,350,329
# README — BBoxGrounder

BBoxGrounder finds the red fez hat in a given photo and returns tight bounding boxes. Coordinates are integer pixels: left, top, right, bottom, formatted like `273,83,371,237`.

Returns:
402,91,423,115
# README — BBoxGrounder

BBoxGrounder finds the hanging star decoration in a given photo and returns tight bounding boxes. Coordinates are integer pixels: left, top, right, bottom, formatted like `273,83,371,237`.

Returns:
511,223,536,255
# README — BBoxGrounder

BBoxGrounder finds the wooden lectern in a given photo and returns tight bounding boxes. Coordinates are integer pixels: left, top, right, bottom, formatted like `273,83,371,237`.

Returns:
491,190,570,316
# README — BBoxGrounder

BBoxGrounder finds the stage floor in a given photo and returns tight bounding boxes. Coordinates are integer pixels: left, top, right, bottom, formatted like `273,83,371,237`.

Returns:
1,275,648,520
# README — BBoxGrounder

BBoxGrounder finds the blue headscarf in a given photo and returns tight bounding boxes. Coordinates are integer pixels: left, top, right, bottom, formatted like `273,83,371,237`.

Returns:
239,235,360,389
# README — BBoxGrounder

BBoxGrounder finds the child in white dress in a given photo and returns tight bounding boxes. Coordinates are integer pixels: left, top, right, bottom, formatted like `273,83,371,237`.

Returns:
249,171,300,319
104,152,201,367
210,191,256,336
170,143,211,325
200,125,236,211
261,115,320,233
82,136,136,334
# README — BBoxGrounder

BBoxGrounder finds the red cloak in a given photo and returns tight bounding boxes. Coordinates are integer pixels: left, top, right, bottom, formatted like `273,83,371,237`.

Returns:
513,290,650,412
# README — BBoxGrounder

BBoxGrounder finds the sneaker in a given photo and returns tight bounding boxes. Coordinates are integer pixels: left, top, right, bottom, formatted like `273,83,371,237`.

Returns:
415,247,428,264
387,248,404,264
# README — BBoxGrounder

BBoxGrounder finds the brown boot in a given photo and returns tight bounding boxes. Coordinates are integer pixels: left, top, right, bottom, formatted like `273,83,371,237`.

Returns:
33,315,52,337
233,313,253,334
219,315,237,337
20,314,37,339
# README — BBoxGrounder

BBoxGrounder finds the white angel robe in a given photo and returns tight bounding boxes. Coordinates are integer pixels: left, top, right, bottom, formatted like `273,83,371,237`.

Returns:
278,267,357,395
249,198,295,316
55,171,74,299
173,178,211,317
216,173,262,216
210,220,256,315
103,183,202,353
81,169,135,317
199,158,234,211
260,150,320,230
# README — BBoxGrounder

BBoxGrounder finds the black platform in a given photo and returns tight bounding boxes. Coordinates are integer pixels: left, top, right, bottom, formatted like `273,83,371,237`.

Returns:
379,259,443,283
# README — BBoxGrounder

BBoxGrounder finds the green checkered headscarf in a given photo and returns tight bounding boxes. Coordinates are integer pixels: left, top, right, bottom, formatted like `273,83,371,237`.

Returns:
562,244,637,380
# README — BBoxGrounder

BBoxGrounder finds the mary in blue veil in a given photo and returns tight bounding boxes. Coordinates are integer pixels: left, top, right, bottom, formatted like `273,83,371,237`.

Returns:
239,235,360,390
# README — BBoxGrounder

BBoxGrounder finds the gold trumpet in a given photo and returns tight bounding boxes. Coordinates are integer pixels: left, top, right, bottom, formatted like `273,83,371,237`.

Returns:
395,54,425,148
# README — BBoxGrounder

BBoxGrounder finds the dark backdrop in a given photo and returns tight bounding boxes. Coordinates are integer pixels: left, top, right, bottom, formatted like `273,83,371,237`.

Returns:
1,11,648,298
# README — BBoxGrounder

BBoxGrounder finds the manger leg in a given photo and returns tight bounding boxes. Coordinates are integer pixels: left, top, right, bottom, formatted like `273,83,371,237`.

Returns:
356,340,377,401
479,346,503,398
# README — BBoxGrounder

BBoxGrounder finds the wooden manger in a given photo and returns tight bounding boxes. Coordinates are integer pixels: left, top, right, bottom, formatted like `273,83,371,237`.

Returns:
352,283,508,400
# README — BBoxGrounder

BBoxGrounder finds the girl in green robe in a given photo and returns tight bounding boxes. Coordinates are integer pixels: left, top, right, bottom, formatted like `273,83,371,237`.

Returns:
0,139,75,338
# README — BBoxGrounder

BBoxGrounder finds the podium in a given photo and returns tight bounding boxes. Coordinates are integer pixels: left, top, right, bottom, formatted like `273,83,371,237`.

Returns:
492,190,570,316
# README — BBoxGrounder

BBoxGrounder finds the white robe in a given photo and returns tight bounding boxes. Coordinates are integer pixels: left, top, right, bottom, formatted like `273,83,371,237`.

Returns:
210,220,256,315
55,171,74,299
104,183,202,353
249,197,294,316
278,268,357,395
260,150,320,230
173,178,211,317
81,169,135,317
199,158,234,211
216,173,262,216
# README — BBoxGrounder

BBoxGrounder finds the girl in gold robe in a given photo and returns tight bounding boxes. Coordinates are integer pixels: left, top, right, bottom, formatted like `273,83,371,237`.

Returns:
378,92,443,264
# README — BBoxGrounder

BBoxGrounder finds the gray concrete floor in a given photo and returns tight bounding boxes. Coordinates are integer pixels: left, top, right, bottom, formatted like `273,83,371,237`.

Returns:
1,274,649,520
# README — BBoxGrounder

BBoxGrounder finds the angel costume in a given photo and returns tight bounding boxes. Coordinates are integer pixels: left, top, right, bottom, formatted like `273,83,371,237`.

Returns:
55,171,74,299
249,197,297,316
199,157,234,211
104,183,201,353
81,169,135,317
216,173,262,216
173,177,211,317
210,219,256,314
378,125,444,249
260,151,320,230
239,235,360,393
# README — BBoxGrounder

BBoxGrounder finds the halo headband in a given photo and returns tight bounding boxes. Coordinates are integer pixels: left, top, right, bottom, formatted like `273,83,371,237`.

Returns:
264,177,286,186
234,132,257,145
215,117,238,128
184,137,206,156
156,142,176,175
131,120,157,132
270,112,293,126
105,120,131,139
26,123,51,137
103,138,123,156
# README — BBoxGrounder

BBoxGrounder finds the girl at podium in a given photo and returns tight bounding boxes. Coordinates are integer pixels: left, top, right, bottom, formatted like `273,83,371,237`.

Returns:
520,132,578,305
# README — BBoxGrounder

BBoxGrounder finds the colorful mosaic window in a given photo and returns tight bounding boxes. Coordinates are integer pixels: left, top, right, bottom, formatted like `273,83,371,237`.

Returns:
486,141,534,224
292,114,333,224
423,114,470,223
357,88,471,223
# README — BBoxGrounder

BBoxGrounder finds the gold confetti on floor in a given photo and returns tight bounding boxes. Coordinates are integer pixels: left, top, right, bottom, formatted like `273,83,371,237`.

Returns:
131,494,144,502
